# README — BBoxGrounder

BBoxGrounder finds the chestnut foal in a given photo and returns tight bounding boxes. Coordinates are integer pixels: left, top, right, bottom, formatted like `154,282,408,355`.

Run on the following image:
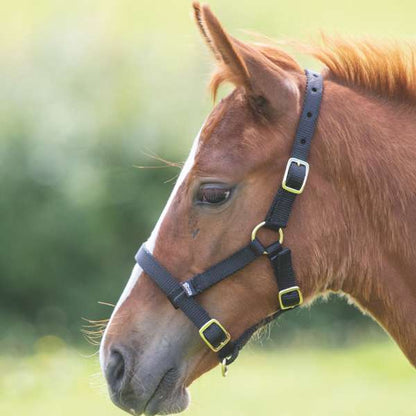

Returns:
100,3,416,415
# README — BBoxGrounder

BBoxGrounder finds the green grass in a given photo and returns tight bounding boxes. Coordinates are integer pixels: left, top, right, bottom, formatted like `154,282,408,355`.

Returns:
1,339,415,416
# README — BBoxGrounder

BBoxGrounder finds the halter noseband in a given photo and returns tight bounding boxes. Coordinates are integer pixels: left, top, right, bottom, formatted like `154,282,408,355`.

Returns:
135,70,323,376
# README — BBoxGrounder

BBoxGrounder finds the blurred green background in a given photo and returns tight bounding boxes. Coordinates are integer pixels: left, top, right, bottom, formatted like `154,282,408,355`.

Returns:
1,0,415,415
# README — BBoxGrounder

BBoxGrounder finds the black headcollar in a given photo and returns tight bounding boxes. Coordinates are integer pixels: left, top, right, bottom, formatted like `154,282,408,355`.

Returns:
136,69,323,376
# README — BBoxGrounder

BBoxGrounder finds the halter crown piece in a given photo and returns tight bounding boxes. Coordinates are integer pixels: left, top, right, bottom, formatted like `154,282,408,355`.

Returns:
136,70,323,376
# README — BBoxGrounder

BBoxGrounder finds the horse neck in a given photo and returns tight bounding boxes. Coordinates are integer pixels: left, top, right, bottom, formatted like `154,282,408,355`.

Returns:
313,80,416,365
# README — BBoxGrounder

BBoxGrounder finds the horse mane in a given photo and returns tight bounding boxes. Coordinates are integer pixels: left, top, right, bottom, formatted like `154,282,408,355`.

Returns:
210,36,416,104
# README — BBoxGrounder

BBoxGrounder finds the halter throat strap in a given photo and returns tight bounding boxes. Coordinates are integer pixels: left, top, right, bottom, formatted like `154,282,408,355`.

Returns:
135,69,323,373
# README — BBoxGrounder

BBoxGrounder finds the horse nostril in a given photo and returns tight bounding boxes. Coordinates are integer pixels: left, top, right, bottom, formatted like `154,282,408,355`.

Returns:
105,349,126,393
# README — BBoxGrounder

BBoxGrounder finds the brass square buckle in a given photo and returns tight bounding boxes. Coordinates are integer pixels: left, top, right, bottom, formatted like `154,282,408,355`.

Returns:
199,319,231,352
278,286,303,310
282,158,310,194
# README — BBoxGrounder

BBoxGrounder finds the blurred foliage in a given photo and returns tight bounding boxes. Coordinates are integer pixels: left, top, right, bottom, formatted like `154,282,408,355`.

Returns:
1,0,415,352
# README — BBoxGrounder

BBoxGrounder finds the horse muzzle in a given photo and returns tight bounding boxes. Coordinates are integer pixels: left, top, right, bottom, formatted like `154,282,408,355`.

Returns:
102,344,190,415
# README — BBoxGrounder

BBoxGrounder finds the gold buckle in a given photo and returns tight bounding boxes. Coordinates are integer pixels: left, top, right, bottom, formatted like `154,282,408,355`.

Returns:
199,319,231,352
282,158,309,194
278,286,303,310
251,221,284,255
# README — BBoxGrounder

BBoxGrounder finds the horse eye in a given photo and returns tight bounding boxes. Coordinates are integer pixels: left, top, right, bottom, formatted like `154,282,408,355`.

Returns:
196,184,232,205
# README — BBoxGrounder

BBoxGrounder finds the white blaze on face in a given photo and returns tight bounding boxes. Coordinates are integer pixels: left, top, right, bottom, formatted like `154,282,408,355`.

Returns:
99,125,202,369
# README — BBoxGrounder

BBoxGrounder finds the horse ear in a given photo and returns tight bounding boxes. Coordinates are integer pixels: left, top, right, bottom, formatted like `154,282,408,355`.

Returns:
192,2,299,116
192,2,251,91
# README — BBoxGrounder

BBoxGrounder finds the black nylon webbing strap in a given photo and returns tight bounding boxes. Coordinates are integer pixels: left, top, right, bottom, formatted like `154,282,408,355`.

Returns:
136,245,229,351
265,69,323,230
269,248,301,309
136,245,211,326
184,242,263,296
289,70,323,161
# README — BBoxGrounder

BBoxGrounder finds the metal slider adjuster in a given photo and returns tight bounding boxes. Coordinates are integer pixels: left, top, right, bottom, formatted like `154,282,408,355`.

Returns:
199,319,231,352
282,157,310,194
278,286,303,310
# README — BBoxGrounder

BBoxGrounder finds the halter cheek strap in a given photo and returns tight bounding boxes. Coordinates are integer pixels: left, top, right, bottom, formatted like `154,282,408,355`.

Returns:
135,69,323,375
